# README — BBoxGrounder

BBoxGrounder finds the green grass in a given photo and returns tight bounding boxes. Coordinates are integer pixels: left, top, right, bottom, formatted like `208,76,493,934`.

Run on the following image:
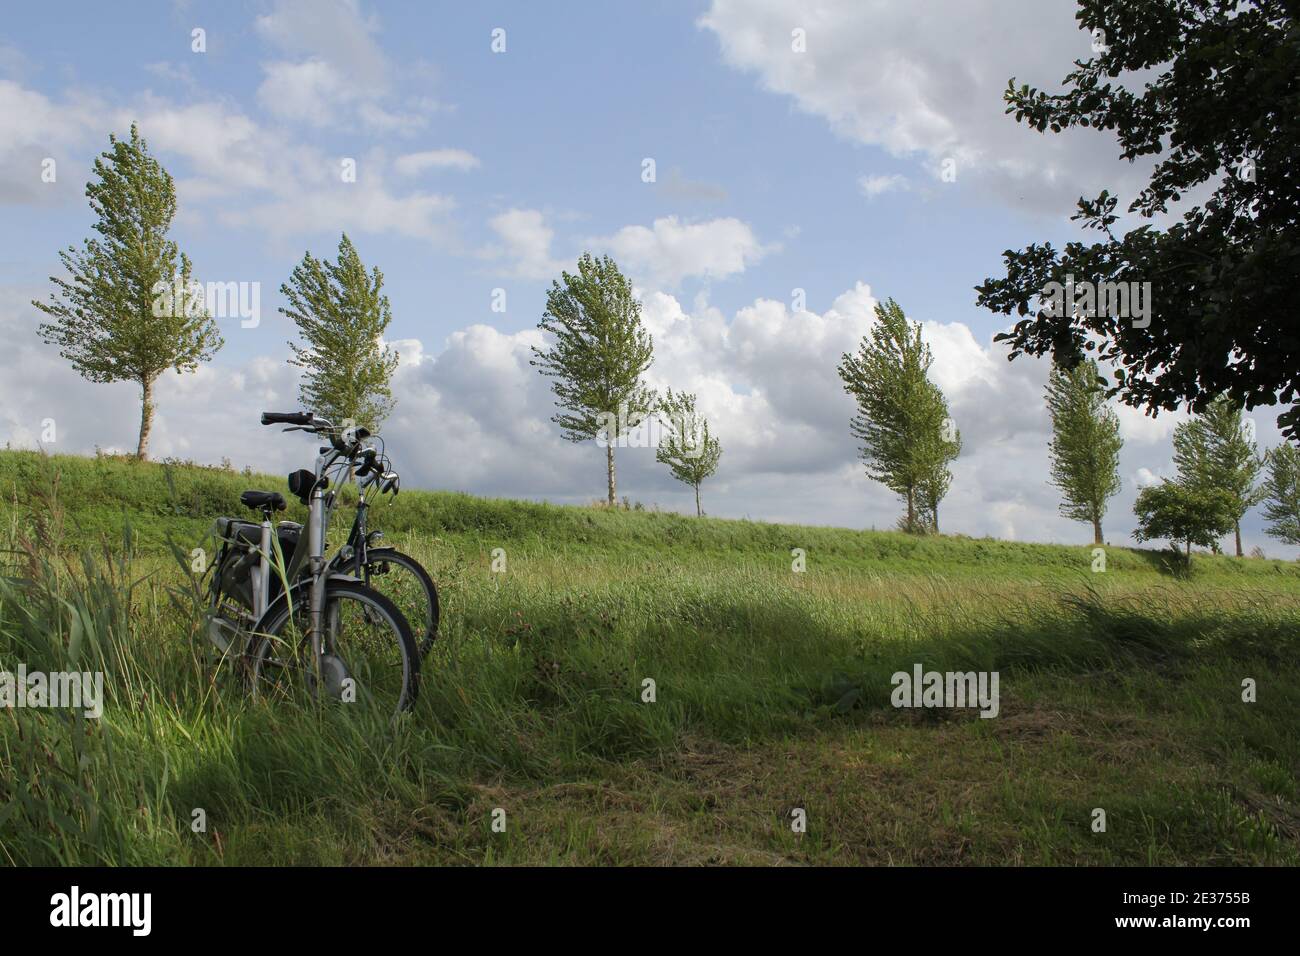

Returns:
1,449,1297,865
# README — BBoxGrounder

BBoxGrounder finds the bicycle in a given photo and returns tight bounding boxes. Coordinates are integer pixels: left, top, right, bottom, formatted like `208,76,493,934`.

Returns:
205,411,420,718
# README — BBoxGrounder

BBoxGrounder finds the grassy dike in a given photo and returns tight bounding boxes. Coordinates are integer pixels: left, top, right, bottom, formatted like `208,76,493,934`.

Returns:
1,449,1298,865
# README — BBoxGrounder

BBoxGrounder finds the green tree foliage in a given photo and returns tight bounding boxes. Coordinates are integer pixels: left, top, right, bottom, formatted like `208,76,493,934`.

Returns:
1171,394,1264,556
1045,358,1123,544
531,253,655,506
33,124,223,460
655,389,722,517
976,1,1300,440
1260,442,1300,546
281,233,399,430
916,382,961,534
1134,480,1237,560
838,299,960,534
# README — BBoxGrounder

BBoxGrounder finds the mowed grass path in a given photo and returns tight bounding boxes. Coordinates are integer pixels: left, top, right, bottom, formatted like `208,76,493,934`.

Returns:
1,451,1298,865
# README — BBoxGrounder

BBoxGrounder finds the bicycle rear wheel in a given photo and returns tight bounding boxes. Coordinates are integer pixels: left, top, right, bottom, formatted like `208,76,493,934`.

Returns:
249,580,420,718
362,548,440,655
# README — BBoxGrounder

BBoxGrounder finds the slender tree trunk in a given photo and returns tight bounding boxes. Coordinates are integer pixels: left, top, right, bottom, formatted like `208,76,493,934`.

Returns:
137,376,156,460
1234,520,1242,557
694,483,701,518
606,443,616,508
932,500,939,534
1186,539,1192,558
1092,515,1103,546
906,485,915,534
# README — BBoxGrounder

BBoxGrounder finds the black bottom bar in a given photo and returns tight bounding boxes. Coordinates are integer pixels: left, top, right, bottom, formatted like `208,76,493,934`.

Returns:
2,866,1281,942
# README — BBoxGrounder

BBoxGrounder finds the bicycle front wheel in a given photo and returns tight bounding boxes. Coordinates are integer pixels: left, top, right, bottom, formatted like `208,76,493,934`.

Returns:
249,580,420,717
362,548,440,656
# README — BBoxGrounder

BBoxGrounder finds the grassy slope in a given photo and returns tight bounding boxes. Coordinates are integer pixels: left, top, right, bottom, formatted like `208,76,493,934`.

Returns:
3,448,1297,581
1,450,1298,865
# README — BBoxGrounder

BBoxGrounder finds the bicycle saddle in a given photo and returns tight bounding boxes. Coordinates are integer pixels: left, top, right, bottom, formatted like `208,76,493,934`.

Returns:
240,490,287,512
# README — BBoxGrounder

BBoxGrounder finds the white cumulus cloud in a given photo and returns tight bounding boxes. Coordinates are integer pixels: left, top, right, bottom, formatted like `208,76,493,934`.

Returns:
590,216,772,288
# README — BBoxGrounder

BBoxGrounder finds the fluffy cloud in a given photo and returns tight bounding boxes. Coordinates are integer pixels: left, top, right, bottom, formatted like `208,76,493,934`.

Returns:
0,73,459,247
699,0,1157,213
484,212,772,288
485,209,566,280
255,0,389,86
253,0,430,133
0,80,114,205
256,60,356,128
590,216,772,288
217,166,457,246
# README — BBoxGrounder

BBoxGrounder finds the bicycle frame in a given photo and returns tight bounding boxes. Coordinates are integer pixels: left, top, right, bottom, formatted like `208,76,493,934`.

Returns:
328,482,383,577
249,514,274,621
307,476,329,661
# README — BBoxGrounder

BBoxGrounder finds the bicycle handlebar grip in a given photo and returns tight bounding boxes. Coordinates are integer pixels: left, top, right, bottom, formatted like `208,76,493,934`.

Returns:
261,411,314,426
355,448,378,478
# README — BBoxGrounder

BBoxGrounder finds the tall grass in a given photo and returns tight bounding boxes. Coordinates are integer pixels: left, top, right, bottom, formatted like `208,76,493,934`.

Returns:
0,451,1297,865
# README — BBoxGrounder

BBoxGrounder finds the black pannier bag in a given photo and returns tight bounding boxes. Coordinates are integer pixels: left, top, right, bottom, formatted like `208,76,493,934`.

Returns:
211,517,302,611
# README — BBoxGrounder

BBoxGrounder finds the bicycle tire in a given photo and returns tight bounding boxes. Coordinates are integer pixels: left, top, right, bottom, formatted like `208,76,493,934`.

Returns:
362,547,440,656
249,579,420,716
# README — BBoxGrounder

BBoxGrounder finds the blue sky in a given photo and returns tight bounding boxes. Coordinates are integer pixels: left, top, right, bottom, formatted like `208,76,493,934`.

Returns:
2,0,1294,556
2,1,1039,350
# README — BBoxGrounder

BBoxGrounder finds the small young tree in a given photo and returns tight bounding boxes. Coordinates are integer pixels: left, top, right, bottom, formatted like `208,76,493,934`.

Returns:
1045,359,1123,545
1260,442,1300,546
838,298,957,534
1171,394,1265,556
281,233,399,430
1133,481,1237,560
531,253,655,506
655,389,722,517
33,124,223,459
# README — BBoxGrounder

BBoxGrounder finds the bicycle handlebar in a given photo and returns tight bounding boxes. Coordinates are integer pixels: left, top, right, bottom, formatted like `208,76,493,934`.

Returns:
260,411,396,495
261,411,314,426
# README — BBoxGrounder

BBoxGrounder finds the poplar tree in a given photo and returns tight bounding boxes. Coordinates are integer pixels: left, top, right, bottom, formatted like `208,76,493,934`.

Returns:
1045,359,1123,545
531,253,655,506
33,124,223,459
838,299,959,534
281,233,399,430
